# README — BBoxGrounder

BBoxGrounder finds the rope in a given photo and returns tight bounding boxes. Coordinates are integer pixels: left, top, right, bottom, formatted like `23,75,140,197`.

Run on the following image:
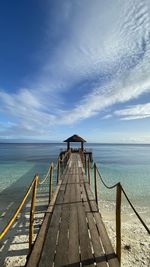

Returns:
94,163,150,234
121,186,150,234
59,149,71,163
39,168,50,185
90,162,95,169
40,151,70,185
53,163,58,171
96,164,119,189
39,152,69,185
0,175,38,240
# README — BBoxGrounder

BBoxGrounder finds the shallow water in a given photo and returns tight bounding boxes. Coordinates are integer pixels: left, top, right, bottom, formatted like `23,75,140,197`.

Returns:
0,143,61,192
88,144,150,206
0,143,150,207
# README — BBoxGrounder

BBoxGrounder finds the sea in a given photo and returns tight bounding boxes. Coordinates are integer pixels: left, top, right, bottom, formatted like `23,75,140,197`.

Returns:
0,143,150,218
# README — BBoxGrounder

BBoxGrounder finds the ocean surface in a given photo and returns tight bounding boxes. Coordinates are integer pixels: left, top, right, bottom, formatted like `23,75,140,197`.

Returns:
0,143,150,209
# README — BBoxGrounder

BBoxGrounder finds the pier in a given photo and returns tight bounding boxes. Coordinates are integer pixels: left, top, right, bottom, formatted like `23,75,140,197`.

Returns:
26,152,119,267
0,135,149,267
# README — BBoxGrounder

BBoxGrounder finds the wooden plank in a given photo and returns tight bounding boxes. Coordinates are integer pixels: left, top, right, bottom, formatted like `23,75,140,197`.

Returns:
38,188,66,267
26,181,62,267
78,167,109,267
46,180,62,213
83,163,119,266
61,172,68,185
85,182,98,212
80,178,91,212
69,205,80,267
55,155,80,266
26,213,50,267
87,213,107,267
76,173,95,267
94,213,120,267
77,203,94,267
79,171,107,266
68,174,80,267
54,182,71,266
54,158,78,266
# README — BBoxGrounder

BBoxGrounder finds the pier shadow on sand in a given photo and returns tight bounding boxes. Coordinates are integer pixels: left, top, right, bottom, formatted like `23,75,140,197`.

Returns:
0,165,51,267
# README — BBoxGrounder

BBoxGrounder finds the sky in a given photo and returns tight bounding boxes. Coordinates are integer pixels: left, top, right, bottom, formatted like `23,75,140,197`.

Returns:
1,0,150,143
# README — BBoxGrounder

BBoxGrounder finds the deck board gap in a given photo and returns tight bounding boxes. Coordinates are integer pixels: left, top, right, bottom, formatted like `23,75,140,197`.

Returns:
56,230,59,245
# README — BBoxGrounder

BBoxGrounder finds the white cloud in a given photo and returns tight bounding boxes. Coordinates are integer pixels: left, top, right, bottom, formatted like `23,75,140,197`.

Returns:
0,89,56,136
114,103,150,120
102,114,112,120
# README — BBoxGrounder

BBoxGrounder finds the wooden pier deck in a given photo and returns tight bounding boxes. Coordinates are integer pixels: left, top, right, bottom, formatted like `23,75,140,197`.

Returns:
26,153,120,267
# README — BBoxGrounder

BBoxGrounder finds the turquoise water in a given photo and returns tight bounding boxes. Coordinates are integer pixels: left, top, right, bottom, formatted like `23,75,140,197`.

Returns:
0,143,63,192
89,144,150,206
0,143,150,206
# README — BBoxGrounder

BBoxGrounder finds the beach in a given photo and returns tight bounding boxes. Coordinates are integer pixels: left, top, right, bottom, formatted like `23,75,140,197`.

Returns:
100,200,150,267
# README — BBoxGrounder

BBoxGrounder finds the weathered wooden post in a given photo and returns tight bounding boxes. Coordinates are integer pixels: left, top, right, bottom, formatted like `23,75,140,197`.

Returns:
94,163,98,205
57,158,60,184
116,183,122,264
62,155,64,174
29,175,38,251
84,153,87,174
88,157,90,184
49,163,53,203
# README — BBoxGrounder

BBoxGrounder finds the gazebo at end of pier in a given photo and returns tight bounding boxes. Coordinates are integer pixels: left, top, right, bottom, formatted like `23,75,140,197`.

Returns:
64,134,86,151
62,134,93,162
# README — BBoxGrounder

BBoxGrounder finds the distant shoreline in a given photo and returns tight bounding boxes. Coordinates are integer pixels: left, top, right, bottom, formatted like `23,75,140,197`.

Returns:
1,142,150,145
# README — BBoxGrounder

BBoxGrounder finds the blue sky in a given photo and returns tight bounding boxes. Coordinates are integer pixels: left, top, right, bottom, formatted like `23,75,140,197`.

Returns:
1,0,150,143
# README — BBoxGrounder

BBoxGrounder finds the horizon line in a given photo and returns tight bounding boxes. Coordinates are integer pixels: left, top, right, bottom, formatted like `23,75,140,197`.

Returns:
0,141,150,145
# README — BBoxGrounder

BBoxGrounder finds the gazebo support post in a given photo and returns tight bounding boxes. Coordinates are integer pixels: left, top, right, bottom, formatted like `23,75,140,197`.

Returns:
67,142,70,151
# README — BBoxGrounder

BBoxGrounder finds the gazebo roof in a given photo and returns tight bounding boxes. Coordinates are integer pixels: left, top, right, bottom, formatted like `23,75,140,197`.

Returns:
64,134,86,143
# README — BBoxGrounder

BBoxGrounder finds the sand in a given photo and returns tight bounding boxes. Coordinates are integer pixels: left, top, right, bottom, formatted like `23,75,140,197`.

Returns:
100,200,150,267
0,194,150,266
0,187,49,267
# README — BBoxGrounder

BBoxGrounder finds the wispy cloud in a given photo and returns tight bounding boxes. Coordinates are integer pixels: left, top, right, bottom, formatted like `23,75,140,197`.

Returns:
56,0,150,124
0,89,56,137
102,114,113,120
114,103,150,120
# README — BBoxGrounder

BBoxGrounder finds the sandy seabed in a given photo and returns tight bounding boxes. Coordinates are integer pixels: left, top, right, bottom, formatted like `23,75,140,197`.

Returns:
0,197,150,267
0,188,49,267
100,200,150,267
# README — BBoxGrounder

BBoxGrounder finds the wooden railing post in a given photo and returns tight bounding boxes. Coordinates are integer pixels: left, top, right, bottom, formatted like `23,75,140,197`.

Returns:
94,163,98,205
116,183,122,264
88,157,90,184
29,175,38,252
62,155,64,174
57,159,60,184
84,154,87,174
69,149,71,159
49,164,53,203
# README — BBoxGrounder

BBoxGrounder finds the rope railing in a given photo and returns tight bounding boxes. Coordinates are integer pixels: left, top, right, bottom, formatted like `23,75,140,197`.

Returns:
0,149,71,254
0,174,38,252
40,149,71,185
121,186,150,234
39,167,51,185
95,163,150,234
96,165,119,189
86,157,150,264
